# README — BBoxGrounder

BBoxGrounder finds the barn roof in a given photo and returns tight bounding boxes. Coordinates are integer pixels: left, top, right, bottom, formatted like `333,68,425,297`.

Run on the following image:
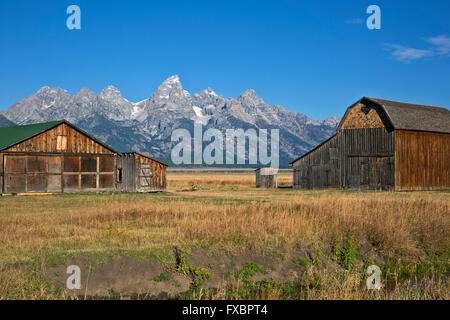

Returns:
339,97,450,133
0,120,118,153
121,152,169,167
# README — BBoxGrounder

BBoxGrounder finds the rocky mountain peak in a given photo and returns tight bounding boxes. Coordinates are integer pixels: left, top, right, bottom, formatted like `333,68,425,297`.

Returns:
98,85,123,101
77,87,95,96
203,88,218,97
35,86,69,99
73,88,96,102
163,74,181,85
36,86,51,94
148,75,191,109
319,115,340,127
238,89,264,107
157,75,186,93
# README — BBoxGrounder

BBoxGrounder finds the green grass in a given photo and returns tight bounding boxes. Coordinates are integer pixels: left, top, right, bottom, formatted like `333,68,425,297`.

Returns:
152,273,172,282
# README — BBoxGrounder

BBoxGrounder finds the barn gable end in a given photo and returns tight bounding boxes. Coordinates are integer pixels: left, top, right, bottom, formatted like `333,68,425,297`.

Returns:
339,101,386,130
1,121,115,154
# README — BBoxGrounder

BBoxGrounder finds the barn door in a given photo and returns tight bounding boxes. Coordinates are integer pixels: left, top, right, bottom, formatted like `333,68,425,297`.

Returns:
139,163,153,190
358,156,394,190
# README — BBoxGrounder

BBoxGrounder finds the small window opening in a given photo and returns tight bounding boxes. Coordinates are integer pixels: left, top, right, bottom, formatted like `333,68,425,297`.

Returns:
56,135,67,151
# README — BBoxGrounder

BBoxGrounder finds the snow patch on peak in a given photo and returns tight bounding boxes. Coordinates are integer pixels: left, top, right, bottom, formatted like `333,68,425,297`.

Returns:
133,99,147,105
132,105,143,116
192,106,210,125
205,88,218,97
192,106,203,117
164,75,181,85
42,101,56,110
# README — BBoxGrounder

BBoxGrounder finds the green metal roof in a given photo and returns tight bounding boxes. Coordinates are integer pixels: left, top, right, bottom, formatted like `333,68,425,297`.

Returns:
0,120,117,153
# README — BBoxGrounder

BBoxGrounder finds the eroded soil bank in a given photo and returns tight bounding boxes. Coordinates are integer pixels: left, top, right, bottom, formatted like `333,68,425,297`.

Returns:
45,247,448,300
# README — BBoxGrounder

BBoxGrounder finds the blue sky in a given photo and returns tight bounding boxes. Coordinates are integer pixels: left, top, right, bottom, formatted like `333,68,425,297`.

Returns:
0,0,449,119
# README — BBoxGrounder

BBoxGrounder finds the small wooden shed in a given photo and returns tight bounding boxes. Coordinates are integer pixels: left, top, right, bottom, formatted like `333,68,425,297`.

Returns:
0,120,117,195
255,167,277,188
116,152,168,193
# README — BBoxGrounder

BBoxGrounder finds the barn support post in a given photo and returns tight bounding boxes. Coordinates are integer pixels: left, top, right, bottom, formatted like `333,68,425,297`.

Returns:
1,153,4,194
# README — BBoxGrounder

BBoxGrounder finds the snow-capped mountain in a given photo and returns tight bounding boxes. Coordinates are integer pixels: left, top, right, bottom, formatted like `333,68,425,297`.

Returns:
1,75,339,166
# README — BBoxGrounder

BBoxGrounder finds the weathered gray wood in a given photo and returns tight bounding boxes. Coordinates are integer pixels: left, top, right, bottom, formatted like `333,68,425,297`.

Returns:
117,153,167,193
292,127,395,190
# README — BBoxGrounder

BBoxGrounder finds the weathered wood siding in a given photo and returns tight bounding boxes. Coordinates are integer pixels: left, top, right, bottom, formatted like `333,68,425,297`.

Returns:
292,128,395,190
293,135,341,189
0,154,3,193
135,154,167,192
255,168,276,188
116,153,136,192
1,153,115,194
395,130,450,191
341,128,395,190
5,123,111,154
117,153,167,192
340,102,386,130
1,123,116,194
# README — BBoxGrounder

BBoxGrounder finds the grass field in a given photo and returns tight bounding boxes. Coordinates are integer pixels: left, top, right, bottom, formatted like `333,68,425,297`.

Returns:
0,172,448,300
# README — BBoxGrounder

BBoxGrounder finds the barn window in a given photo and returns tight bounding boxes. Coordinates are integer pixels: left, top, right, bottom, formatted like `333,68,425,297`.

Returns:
56,135,67,151
117,168,123,183
361,105,371,115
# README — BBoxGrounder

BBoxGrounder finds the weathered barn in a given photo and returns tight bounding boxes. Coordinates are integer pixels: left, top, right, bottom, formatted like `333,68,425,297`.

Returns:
255,167,277,188
291,97,450,191
0,120,117,195
116,152,168,192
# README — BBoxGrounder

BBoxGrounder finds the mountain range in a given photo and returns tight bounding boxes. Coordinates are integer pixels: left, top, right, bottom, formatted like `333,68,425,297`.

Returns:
0,75,339,166
0,114,15,127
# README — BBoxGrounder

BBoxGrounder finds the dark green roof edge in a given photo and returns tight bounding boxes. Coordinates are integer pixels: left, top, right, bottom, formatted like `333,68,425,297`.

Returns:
0,120,118,153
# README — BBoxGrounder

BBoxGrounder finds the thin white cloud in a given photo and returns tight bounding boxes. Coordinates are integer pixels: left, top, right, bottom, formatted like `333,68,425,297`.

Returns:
386,34,450,63
347,18,364,25
426,35,450,55
385,44,433,62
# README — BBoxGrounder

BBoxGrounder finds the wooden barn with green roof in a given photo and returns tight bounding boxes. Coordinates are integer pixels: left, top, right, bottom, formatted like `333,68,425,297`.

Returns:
0,120,118,194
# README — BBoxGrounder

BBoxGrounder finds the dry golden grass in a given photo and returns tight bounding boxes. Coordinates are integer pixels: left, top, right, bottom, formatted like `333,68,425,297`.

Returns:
167,171,293,187
0,172,448,299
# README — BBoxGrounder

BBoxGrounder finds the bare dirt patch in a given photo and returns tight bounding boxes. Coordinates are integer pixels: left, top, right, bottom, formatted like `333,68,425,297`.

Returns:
45,256,190,299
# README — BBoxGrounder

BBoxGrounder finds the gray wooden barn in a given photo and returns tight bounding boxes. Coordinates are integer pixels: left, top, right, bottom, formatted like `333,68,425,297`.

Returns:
290,97,450,191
